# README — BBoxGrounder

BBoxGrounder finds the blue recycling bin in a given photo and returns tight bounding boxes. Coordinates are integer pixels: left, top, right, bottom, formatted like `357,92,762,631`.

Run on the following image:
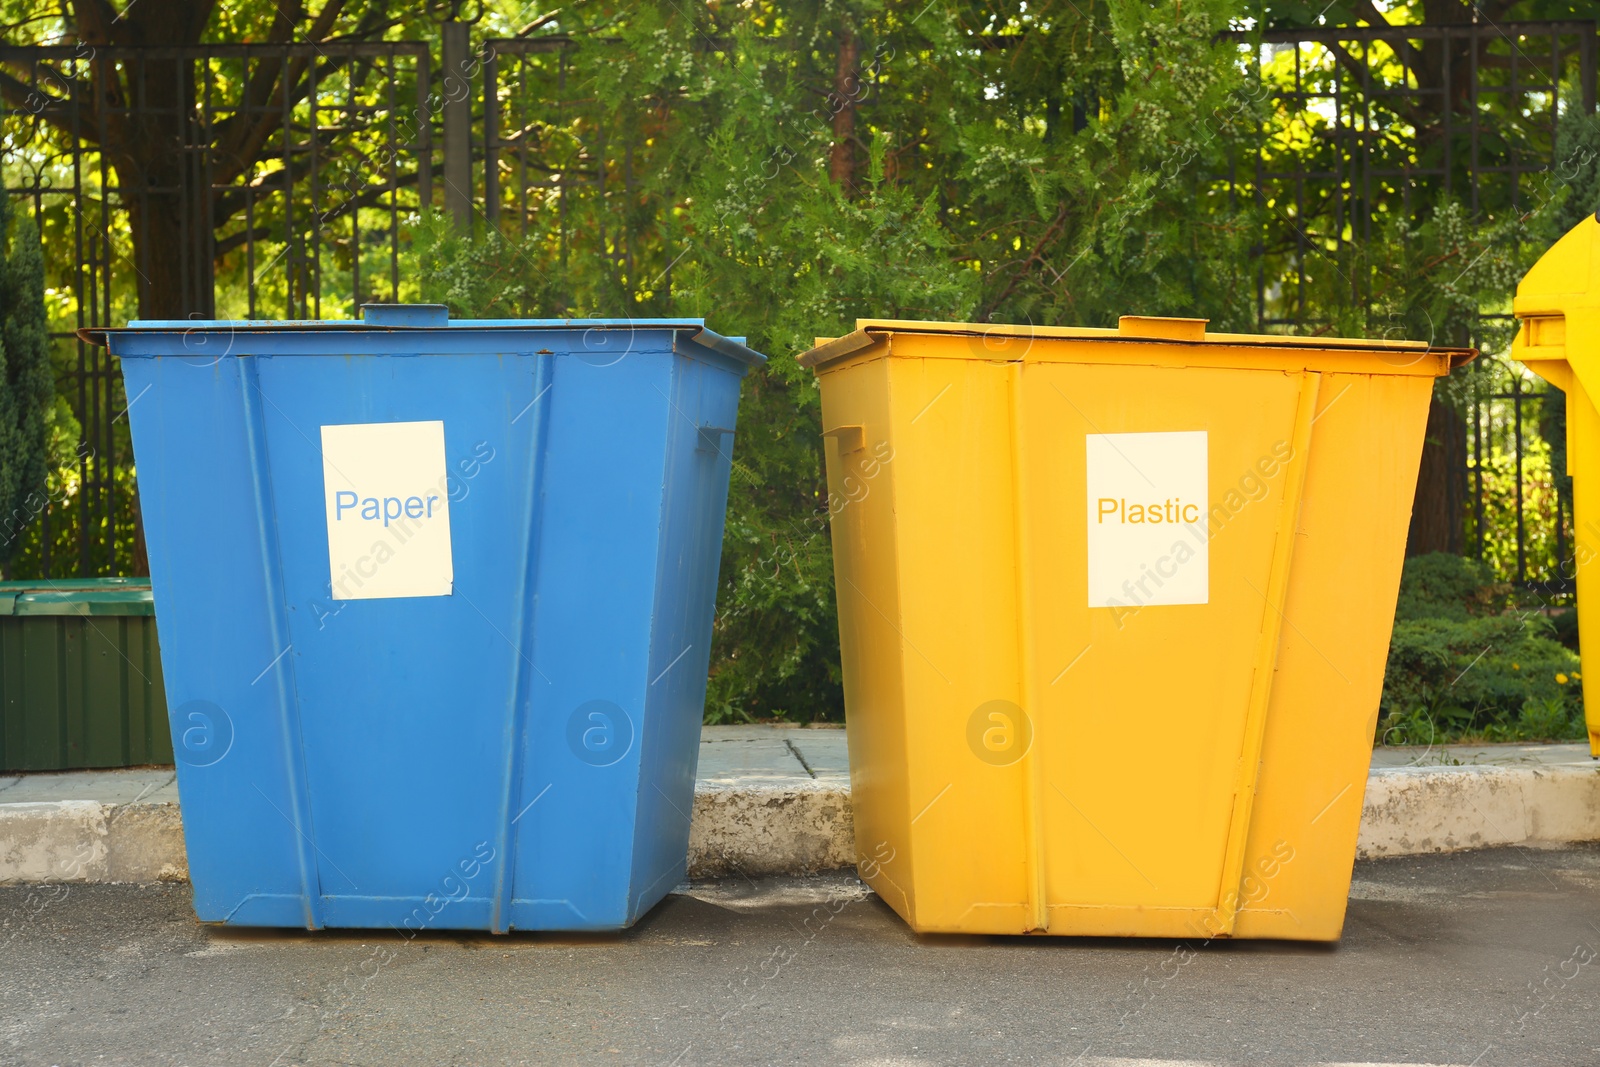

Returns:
88,305,764,932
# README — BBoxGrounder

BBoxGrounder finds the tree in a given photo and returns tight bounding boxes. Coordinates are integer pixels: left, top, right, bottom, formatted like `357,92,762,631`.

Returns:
0,0,417,318
417,0,1268,719
0,187,53,574
1254,0,1599,557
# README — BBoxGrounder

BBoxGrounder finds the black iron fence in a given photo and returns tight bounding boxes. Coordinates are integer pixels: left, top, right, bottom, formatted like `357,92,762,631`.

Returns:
1232,20,1597,591
0,41,431,576
1,20,1596,583
1239,21,1596,324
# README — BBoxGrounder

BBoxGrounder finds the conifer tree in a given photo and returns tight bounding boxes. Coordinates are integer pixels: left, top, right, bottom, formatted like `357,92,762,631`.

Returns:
0,190,53,574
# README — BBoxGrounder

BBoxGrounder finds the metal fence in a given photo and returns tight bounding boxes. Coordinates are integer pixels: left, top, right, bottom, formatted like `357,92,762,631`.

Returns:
2,21,1596,581
480,33,701,313
480,35,633,310
0,41,431,576
1240,21,1596,324
1234,20,1597,590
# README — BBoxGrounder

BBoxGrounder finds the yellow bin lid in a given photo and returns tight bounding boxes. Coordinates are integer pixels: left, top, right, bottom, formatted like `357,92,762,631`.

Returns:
800,316,1473,374
1513,213,1600,396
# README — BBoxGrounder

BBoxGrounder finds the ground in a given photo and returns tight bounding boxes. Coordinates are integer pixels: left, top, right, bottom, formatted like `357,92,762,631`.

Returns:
3,846,1599,1067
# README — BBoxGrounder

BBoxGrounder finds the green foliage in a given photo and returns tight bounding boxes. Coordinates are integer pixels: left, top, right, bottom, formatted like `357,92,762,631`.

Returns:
1513,694,1576,742
1550,605,1579,651
1463,423,1566,581
1546,103,1600,239
6,0,1580,723
1393,552,1510,623
703,376,843,724
1381,199,1529,357
682,138,978,721
677,135,978,363
1380,614,1582,740
418,0,1270,720
1380,553,1584,744
0,189,52,571
411,212,571,319
941,0,1263,329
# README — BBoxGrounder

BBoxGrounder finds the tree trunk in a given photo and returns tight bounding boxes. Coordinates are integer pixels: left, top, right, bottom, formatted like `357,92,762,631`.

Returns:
829,29,859,190
61,0,219,318
1406,391,1467,557
104,53,214,318
121,159,214,318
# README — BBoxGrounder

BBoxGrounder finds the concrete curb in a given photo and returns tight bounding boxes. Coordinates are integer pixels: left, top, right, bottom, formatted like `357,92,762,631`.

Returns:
1357,762,1600,858
0,800,187,884
3,755,1597,887
689,782,854,879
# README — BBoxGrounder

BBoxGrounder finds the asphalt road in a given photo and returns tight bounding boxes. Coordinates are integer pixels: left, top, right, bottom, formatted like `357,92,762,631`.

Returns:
3,846,1599,1067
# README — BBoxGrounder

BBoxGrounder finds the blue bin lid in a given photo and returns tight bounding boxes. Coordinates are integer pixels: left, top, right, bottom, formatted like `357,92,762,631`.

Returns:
79,305,767,368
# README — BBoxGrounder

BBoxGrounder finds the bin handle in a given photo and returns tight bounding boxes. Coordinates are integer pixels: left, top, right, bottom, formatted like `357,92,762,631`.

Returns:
697,426,735,454
821,424,866,454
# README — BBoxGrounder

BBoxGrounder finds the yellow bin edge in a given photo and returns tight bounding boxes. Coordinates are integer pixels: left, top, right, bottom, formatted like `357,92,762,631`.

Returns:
1512,213,1600,757
805,315,1468,940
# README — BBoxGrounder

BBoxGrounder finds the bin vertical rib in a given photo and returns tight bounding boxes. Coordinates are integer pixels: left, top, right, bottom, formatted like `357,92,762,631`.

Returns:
1008,359,1048,933
239,356,325,929
1210,370,1320,937
490,353,554,934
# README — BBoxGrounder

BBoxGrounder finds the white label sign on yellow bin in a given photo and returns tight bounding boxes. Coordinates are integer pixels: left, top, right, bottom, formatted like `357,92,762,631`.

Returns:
1086,431,1208,609
321,420,454,600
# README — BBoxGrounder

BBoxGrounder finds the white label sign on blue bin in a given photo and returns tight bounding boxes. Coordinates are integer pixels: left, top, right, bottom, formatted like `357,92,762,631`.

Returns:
1085,430,1208,609
321,420,454,600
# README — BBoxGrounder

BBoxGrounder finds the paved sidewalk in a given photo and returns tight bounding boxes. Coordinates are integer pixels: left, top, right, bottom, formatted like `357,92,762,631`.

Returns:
1369,741,1594,768
693,723,849,786
690,725,854,877
0,767,179,806
5,731,1585,806
0,726,844,808
2,728,1597,884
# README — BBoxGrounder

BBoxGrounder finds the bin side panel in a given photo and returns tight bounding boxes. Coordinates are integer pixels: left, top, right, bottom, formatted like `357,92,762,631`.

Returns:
0,618,15,768
626,349,745,922
1571,384,1600,754
820,357,918,920
2,617,50,767
80,619,129,768
62,618,86,766
0,612,169,772
124,617,152,766
1,618,63,771
121,352,318,924
139,617,175,765
47,620,70,769
1024,361,1306,922
254,351,538,929
899,355,1035,932
1235,372,1434,940
508,347,676,930
873,354,1037,932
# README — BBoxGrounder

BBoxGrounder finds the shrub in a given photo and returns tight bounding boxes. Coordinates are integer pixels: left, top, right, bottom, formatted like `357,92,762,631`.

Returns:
1550,606,1579,651
0,190,53,574
1392,551,1512,622
1379,553,1584,744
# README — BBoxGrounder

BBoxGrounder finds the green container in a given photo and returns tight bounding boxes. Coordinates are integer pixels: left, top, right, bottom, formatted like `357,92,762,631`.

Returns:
0,578,172,772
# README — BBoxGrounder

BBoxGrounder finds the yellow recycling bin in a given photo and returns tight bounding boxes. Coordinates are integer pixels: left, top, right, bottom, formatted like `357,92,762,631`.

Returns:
801,316,1467,940
1513,213,1600,758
